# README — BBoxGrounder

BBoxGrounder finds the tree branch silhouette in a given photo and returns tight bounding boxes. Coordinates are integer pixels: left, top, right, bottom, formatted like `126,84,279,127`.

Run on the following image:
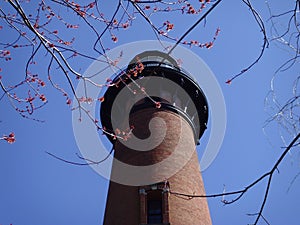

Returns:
170,133,300,225
1,1,300,224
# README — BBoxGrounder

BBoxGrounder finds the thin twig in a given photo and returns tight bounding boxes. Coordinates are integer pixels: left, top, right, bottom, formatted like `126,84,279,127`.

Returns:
45,147,114,166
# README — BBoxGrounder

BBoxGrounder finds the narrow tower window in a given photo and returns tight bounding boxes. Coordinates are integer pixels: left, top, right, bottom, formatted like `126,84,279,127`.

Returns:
139,182,170,225
147,191,163,224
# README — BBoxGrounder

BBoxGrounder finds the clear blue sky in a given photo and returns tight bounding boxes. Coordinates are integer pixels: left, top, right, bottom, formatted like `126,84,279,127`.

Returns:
0,1,299,225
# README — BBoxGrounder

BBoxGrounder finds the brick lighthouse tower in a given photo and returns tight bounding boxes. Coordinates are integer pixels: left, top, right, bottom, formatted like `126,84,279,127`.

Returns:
100,51,212,225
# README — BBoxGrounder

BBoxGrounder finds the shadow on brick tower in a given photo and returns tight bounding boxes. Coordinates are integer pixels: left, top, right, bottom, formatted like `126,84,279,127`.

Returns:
100,50,212,225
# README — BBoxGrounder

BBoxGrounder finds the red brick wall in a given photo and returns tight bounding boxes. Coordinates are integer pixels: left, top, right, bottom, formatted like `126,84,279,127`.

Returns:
103,108,212,225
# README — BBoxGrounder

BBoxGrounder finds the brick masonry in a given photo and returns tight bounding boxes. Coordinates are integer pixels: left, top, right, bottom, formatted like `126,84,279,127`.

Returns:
103,108,212,225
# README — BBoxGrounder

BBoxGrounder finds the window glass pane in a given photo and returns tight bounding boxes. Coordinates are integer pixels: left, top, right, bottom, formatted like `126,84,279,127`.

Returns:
148,199,162,224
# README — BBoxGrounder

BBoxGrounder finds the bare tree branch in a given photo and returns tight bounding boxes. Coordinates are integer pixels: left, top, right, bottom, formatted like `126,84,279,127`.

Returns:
226,0,269,84
170,133,300,225
45,147,114,166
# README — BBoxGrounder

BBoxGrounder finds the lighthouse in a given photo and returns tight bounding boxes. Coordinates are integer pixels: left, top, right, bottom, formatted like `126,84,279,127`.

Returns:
100,50,212,225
